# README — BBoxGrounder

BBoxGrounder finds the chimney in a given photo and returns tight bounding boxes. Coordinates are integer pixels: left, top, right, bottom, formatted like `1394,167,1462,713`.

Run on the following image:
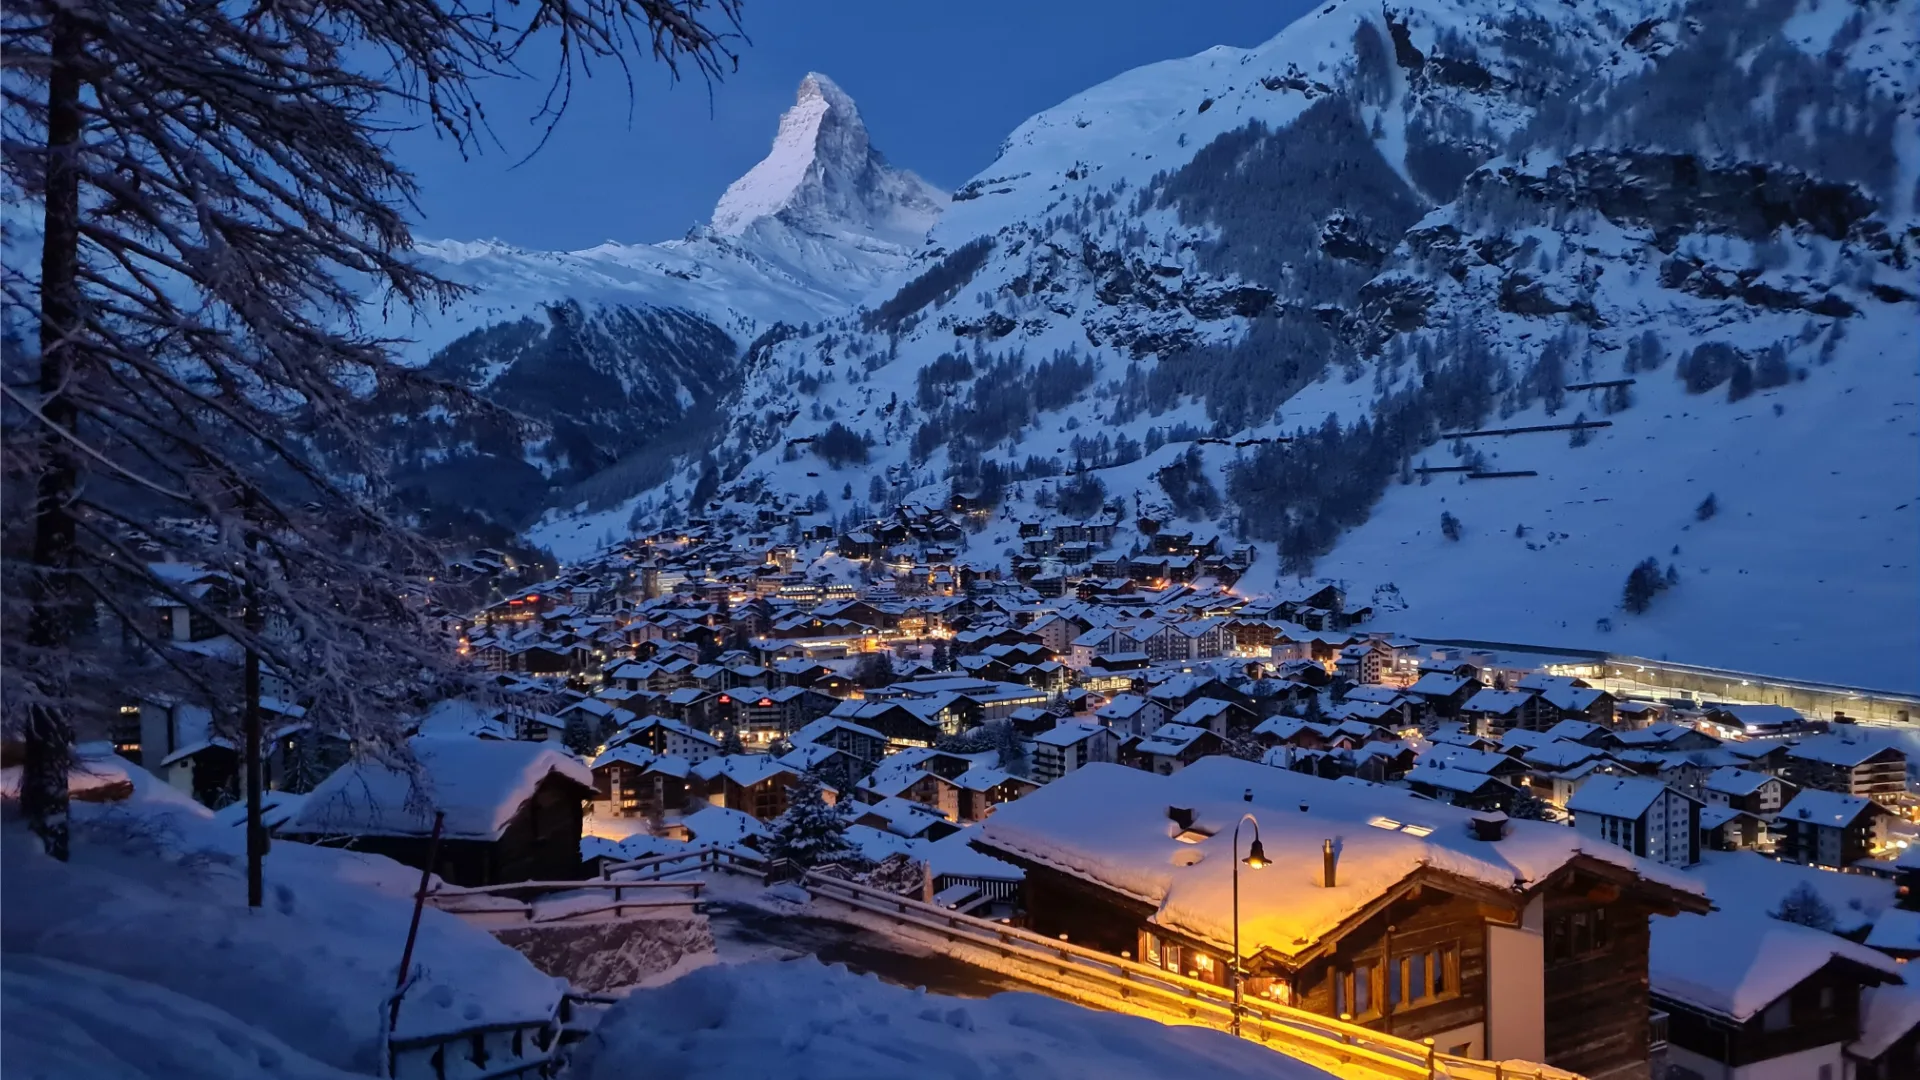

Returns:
1299,801,1309,813
1167,805,1195,831
1468,811,1508,842
1322,838,1337,887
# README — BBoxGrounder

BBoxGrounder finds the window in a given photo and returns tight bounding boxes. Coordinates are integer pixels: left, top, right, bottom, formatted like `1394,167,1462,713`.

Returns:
1548,907,1613,964
1388,946,1458,1008
1761,998,1792,1032
1334,961,1376,1019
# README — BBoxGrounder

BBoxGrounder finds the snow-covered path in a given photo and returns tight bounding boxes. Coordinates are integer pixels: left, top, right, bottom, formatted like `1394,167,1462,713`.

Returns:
704,896,1029,999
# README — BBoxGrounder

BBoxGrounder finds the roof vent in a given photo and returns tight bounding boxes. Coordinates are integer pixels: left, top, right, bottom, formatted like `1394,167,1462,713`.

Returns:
1469,811,1509,842
1299,801,1310,813
1168,805,1195,830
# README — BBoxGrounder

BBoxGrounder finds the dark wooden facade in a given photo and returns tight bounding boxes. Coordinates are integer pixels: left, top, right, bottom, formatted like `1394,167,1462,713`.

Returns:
1540,866,1662,1077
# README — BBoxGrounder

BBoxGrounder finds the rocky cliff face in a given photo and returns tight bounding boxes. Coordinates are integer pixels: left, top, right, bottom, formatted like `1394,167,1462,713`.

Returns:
572,0,1917,687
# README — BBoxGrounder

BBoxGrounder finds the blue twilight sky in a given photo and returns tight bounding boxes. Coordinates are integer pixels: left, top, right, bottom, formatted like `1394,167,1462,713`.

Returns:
390,1,1313,252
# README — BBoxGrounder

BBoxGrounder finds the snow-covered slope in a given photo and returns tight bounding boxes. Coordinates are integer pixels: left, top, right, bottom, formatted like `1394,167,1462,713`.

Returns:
365,73,942,535
550,0,1917,690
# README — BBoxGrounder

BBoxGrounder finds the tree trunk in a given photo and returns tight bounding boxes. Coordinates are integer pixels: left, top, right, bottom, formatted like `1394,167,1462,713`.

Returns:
22,9,87,862
245,596,265,908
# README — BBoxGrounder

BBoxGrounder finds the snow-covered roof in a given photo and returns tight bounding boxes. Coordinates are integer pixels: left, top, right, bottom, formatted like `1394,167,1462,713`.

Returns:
1542,719,1606,742
974,758,1704,961
1779,788,1882,828
1460,688,1538,715
1566,776,1677,820
1134,722,1212,756
1407,672,1473,697
1684,850,1893,935
682,805,769,848
1403,763,1512,795
1710,704,1806,729
1035,721,1108,748
792,715,889,748
1702,766,1772,797
1865,908,1920,955
288,738,592,841
1520,741,1606,771
590,744,658,771
1787,734,1904,768
692,753,793,788
1853,983,1920,1060
1652,910,1902,1022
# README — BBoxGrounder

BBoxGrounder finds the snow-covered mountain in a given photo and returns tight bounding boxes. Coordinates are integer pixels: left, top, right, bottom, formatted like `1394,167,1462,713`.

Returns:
368,73,942,538
556,0,1918,690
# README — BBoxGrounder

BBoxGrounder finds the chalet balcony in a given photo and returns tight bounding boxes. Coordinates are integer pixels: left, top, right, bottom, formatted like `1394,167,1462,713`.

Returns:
1648,1008,1670,1054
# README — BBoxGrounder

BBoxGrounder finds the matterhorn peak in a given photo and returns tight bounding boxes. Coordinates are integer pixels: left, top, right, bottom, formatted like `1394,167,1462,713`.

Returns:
709,71,942,247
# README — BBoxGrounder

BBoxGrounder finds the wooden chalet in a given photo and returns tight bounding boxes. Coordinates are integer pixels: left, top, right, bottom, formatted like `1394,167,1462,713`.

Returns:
284,738,593,887
1652,911,1904,1080
973,759,1710,1078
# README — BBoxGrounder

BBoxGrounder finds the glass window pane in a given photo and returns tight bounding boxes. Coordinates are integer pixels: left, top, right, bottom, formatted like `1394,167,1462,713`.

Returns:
1389,959,1403,1005
1411,954,1428,1002
1354,963,1372,1014
1433,949,1448,995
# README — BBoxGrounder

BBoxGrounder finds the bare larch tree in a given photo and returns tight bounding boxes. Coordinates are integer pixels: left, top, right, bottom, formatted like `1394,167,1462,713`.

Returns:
1,0,743,865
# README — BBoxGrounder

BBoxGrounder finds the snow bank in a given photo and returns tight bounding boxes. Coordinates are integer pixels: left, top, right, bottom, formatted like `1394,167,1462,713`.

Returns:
568,957,1336,1080
1,750,564,1074
2,954,360,1080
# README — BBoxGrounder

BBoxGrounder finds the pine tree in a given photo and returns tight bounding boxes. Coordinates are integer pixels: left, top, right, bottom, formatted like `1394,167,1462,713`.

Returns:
563,710,598,757
766,771,865,869
1696,494,1718,521
720,726,747,756
1622,557,1663,614
992,721,1030,779
1508,787,1559,822
1440,512,1463,541
1770,882,1837,932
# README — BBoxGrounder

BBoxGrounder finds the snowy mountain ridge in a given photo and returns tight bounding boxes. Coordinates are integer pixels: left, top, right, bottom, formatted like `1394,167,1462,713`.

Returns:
360,73,944,538
548,0,1919,691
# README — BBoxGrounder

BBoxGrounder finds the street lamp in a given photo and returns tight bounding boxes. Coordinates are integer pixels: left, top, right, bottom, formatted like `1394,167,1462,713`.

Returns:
1232,811,1268,1037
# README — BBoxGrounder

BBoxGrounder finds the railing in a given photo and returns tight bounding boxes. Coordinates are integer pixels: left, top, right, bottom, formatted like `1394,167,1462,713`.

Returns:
1648,1009,1669,1053
384,989,616,1080
424,877,706,927
795,871,1583,1080
599,844,766,880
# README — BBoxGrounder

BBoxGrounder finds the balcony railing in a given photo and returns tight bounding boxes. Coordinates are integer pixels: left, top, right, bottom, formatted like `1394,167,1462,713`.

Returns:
1649,1008,1670,1053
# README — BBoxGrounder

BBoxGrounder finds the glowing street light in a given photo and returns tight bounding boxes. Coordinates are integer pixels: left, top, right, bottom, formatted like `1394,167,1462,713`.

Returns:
1232,806,1268,1037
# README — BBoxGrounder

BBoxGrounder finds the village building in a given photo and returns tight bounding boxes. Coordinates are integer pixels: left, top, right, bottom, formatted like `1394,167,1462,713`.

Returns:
1032,721,1120,784
1784,736,1908,808
1652,911,1904,1080
283,738,593,886
972,757,1711,1079
1775,789,1890,868
1567,776,1702,868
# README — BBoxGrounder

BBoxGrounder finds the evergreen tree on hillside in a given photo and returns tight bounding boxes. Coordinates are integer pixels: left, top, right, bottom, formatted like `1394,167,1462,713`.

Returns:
766,771,865,869
720,726,747,756
1622,557,1664,614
